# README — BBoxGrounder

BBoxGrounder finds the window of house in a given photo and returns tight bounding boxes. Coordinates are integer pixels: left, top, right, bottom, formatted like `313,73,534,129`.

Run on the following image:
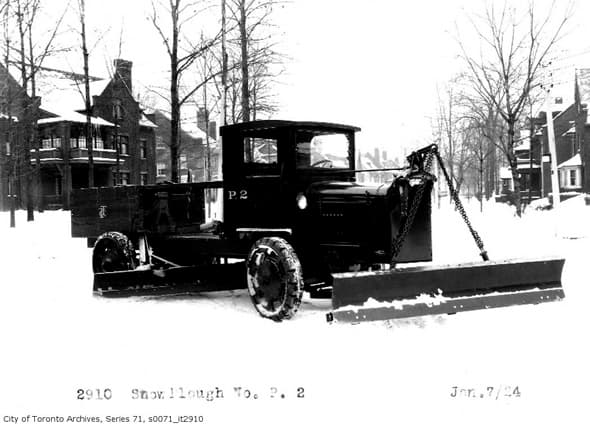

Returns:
42,137,61,149
156,136,166,150
140,173,148,185
94,135,104,150
180,154,188,170
118,135,129,155
569,169,577,186
157,163,166,177
140,139,147,159
113,100,122,120
120,172,130,185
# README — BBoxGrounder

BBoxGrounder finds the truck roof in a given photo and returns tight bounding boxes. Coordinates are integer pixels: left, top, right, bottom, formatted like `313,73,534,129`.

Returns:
219,120,361,135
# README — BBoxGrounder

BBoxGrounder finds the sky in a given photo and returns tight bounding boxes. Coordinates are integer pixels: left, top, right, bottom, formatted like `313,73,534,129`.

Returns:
28,0,590,160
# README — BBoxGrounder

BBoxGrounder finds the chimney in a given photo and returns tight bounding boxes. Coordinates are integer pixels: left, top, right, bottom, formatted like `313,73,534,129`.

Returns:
114,59,132,92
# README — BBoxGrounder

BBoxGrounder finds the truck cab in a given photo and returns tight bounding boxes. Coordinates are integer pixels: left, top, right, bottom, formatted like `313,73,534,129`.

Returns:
221,120,358,234
220,120,431,275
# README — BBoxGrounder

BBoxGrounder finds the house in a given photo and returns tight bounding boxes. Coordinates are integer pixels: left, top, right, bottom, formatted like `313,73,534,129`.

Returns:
497,130,542,203
356,147,400,184
0,59,157,210
558,153,582,191
0,63,35,211
149,108,220,184
531,68,590,198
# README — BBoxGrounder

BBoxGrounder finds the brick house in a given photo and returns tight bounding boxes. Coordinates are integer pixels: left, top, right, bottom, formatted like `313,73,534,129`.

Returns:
149,108,220,183
18,59,157,209
0,63,31,210
498,130,543,203
532,69,590,197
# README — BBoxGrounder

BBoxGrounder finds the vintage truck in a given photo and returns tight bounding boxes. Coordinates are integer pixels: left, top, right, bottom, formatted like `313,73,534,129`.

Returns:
71,120,564,322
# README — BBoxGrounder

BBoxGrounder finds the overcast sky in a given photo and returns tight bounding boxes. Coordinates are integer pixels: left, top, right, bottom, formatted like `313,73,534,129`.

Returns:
34,0,590,159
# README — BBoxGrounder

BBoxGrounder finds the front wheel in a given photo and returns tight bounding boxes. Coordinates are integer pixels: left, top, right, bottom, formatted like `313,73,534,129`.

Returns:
246,237,303,321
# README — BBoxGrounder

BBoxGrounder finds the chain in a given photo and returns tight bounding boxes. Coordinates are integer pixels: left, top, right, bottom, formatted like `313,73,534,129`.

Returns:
433,149,489,261
390,149,434,267
390,145,489,268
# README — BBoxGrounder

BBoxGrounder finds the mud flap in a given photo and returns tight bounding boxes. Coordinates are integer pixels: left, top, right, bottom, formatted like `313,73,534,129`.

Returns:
328,257,565,323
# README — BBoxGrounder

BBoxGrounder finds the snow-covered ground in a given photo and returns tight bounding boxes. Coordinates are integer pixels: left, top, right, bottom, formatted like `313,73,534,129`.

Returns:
0,196,588,423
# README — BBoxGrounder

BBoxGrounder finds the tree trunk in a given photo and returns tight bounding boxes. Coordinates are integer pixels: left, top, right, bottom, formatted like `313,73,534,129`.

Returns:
239,0,249,123
170,4,180,183
80,0,94,188
17,1,34,220
507,122,521,216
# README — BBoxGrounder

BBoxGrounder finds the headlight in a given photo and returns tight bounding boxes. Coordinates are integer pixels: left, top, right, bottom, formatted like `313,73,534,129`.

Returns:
296,193,307,210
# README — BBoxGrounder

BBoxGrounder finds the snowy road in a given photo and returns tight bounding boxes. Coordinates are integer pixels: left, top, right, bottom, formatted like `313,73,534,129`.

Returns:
0,198,588,423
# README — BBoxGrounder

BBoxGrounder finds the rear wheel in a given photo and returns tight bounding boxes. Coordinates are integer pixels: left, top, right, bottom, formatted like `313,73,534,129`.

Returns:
246,237,303,321
92,232,137,273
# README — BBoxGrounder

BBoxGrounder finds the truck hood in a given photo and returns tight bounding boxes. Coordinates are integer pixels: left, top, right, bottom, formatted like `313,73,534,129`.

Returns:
307,181,390,199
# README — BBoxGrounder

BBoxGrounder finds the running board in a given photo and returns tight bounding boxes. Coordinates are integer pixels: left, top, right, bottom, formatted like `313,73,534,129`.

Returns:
93,261,247,295
329,256,565,322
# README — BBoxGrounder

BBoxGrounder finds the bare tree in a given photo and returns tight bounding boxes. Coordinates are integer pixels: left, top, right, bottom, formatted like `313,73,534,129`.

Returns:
149,0,223,183
456,0,573,215
76,0,94,188
433,80,471,196
10,0,68,216
220,0,285,124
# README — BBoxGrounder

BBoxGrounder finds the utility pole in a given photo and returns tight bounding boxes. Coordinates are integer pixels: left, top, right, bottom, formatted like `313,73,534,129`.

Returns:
543,62,560,235
544,70,560,210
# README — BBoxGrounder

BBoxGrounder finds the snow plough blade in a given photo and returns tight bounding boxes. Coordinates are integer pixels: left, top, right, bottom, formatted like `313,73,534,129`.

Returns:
327,256,565,323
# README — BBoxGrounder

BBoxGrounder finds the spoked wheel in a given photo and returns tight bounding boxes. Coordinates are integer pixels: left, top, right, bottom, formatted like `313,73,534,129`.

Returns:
92,232,137,273
246,237,303,321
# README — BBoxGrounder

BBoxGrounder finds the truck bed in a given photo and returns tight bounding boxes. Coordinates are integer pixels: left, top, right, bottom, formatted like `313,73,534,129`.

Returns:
71,181,223,239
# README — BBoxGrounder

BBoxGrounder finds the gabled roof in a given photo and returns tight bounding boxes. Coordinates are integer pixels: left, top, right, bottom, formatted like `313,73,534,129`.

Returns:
575,69,590,125
558,153,581,168
139,113,158,128
38,109,114,126
35,68,110,113
181,117,213,140
153,109,215,141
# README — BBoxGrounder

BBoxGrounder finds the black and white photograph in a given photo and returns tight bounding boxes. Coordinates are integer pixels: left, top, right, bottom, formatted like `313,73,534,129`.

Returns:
0,0,588,423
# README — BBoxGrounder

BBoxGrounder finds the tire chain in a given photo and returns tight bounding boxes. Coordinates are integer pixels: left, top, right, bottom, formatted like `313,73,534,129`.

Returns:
94,231,137,271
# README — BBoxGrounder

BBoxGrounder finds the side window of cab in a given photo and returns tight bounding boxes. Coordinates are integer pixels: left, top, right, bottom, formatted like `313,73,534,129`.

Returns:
243,136,280,175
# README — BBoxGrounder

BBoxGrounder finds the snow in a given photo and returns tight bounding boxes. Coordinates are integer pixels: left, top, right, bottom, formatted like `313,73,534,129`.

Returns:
0,196,589,423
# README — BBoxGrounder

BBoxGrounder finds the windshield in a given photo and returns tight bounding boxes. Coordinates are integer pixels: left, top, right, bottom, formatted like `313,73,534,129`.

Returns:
296,131,352,169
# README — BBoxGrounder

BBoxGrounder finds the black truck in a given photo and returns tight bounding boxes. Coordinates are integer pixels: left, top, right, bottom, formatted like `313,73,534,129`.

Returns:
71,120,564,322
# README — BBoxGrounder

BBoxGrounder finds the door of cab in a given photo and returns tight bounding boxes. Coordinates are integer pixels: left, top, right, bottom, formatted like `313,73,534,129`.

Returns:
222,128,291,232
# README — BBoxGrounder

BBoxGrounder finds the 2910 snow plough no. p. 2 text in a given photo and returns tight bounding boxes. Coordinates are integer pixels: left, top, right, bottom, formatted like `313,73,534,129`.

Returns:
71,120,565,322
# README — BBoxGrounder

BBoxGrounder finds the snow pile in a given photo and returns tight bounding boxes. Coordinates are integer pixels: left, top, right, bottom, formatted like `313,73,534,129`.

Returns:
0,199,588,424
